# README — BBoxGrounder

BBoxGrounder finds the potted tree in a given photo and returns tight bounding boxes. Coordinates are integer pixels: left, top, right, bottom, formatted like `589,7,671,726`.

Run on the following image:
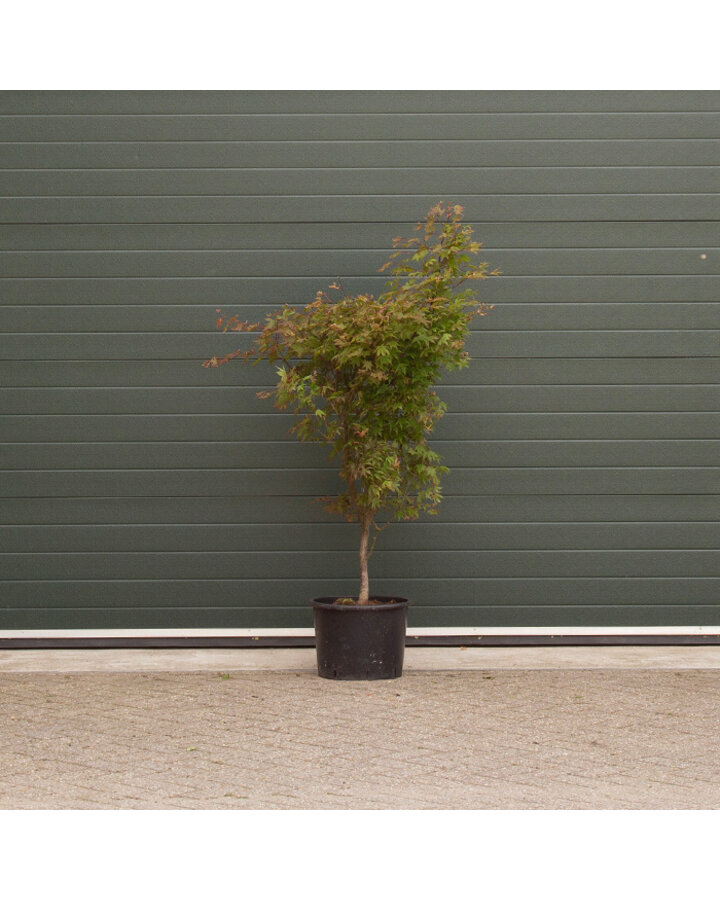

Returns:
204,203,498,679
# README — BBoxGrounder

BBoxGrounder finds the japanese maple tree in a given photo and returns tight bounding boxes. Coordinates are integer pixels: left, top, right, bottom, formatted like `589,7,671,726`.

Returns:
204,203,499,604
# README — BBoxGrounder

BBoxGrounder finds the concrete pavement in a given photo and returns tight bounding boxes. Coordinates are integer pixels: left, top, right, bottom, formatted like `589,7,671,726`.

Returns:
1,647,719,809
5,644,720,672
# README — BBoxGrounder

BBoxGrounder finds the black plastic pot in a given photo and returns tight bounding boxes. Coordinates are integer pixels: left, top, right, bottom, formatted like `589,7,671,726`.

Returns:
310,596,409,680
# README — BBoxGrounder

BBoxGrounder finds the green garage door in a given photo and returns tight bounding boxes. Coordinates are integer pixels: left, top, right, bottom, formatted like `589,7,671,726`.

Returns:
1,90,719,630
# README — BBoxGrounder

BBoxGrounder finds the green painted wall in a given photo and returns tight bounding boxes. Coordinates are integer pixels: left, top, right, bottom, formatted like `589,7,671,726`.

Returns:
1,90,719,629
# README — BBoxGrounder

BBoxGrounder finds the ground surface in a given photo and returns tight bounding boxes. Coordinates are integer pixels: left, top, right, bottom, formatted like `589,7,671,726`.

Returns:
1,668,718,809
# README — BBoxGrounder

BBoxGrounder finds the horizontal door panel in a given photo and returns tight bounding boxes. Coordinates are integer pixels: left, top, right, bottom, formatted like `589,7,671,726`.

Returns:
1,139,719,169
0,441,332,470
6,384,720,415
2,113,719,142
3,167,718,196
3,91,717,114
3,494,719,525
6,521,720,552
4,331,720,359
2,577,720,608
1,195,716,223
5,412,720,442
3,275,717,304
7,549,720,580
1,221,718,250
5,358,720,387
3,467,720,497
4,440,720,471
0,413,293,442
2,603,717,629
1,248,717,278
6,302,720,334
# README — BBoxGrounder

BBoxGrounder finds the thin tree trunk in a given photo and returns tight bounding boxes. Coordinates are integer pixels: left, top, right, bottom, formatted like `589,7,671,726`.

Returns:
358,513,372,604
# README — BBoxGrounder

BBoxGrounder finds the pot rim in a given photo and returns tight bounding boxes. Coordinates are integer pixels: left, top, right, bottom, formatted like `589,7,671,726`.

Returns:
310,595,409,611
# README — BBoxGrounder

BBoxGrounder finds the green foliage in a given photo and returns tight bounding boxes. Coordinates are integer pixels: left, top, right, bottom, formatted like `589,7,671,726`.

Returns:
204,203,498,599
